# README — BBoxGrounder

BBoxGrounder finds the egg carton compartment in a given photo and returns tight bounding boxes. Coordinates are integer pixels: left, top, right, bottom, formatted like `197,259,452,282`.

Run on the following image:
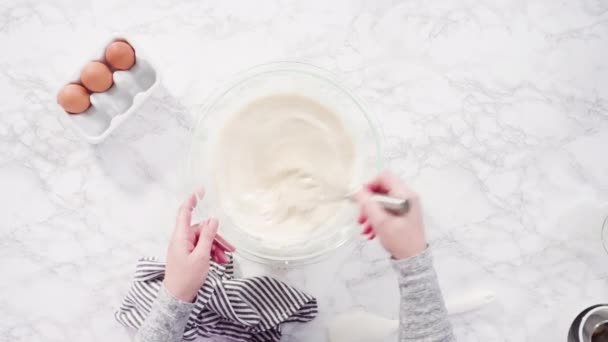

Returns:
57,37,160,144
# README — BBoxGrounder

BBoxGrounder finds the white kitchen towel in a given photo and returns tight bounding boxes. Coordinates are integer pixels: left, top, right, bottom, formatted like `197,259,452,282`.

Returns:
115,256,318,341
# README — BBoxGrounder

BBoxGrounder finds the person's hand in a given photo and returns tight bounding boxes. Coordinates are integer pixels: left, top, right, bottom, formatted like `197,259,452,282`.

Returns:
355,171,427,260
164,190,234,303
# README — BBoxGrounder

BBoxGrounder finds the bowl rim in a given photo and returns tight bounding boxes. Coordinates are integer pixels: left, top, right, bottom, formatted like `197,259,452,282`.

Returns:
187,61,384,265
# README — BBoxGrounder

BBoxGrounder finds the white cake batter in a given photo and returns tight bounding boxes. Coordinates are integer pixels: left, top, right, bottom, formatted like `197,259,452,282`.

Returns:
213,94,355,243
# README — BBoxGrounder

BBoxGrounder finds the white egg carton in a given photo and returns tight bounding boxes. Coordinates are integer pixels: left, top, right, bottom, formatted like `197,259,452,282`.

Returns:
57,37,160,144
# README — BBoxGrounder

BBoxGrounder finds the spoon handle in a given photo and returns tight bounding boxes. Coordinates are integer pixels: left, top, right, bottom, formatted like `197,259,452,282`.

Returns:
370,194,410,215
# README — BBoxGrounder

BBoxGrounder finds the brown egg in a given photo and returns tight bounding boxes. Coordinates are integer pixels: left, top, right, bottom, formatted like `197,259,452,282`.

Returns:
105,41,136,70
80,61,113,92
57,84,91,114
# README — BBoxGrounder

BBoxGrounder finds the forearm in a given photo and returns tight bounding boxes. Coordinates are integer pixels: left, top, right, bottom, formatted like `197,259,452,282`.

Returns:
134,284,194,342
392,248,455,342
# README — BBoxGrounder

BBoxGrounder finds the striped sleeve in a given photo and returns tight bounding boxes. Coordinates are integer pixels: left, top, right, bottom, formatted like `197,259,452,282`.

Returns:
392,248,455,342
134,283,195,342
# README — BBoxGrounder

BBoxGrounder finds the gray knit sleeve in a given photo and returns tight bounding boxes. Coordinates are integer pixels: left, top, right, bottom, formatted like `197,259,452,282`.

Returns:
391,248,455,342
134,284,194,342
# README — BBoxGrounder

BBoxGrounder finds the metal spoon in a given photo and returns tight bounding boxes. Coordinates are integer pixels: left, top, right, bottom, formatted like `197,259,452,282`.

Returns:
298,172,411,215
341,191,410,215
369,193,410,215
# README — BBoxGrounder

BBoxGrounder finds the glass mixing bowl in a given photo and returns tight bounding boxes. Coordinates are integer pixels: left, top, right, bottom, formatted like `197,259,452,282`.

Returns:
187,62,382,265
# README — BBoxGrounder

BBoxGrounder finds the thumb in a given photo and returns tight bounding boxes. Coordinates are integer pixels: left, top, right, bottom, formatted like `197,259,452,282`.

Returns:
193,218,219,259
173,193,197,240
355,188,388,227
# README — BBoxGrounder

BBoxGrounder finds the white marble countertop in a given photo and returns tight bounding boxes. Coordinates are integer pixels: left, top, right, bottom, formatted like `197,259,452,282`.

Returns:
2,1,608,341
